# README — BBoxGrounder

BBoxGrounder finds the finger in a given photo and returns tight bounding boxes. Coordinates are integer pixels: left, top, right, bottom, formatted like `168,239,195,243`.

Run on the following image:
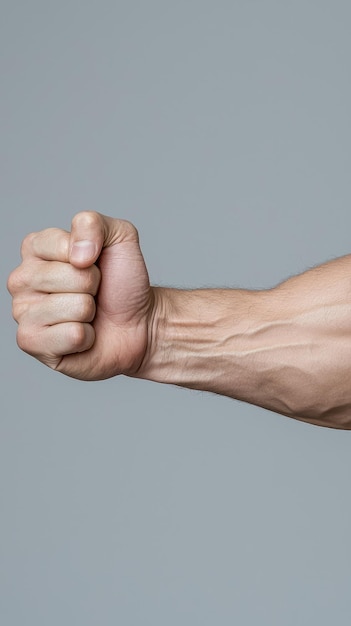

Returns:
69,211,139,268
17,322,96,363
21,228,70,261
13,293,96,326
14,259,101,295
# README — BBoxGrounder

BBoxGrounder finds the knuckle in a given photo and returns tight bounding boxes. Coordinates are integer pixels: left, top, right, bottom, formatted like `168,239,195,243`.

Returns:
69,322,88,350
20,232,37,259
80,270,94,294
72,210,100,229
122,219,139,242
43,227,63,236
33,228,68,257
82,265,101,295
7,267,25,294
12,299,30,323
7,270,17,294
78,294,96,322
9,261,42,293
16,325,35,354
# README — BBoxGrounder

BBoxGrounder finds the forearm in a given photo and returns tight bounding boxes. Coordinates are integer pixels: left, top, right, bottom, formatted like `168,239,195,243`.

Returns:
138,255,351,429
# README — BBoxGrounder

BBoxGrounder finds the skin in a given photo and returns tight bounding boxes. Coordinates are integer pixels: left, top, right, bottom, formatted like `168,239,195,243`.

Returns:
7,211,351,429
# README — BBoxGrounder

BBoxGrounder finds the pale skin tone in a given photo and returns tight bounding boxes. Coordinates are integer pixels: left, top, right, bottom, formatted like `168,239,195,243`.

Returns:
7,211,351,429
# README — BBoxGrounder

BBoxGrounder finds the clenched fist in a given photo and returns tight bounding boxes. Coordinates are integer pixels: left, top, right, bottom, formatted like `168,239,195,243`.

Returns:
7,211,154,381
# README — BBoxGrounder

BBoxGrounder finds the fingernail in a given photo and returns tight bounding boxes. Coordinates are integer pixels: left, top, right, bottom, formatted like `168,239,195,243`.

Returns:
71,240,97,262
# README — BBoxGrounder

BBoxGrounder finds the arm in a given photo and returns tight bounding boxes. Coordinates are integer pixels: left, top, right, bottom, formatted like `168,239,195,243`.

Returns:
7,211,351,429
139,266,351,429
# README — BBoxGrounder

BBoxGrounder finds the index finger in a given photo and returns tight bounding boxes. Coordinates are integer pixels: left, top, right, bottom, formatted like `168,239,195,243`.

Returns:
21,228,70,262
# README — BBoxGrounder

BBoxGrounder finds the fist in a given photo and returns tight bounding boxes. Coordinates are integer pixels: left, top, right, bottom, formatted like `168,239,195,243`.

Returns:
7,211,153,381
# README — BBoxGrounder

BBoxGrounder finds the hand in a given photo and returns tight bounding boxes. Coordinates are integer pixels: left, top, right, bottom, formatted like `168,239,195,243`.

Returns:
7,211,153,381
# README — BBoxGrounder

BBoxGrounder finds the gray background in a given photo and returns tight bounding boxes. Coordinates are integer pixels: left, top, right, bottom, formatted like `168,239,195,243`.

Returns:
1,1,351,624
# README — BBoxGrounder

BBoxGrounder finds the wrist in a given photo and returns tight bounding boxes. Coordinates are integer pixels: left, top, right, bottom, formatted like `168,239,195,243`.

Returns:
132,255,351,429
133,285,312,423
135,285,268,398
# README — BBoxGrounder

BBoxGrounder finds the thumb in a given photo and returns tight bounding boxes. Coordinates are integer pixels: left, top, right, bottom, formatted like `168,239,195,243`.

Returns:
69,210,139,268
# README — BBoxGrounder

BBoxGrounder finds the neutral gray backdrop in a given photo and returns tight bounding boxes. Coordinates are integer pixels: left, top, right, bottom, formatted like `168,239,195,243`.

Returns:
1,1,351,624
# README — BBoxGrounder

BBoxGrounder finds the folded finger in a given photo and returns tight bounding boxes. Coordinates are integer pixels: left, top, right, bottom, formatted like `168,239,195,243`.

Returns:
17,321,96,364
18,259,101,295
21,228,70,261
13,293,96,326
